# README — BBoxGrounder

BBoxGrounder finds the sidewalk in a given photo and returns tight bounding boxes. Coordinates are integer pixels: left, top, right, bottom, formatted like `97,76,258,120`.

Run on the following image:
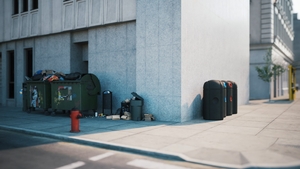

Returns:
0,92,300,169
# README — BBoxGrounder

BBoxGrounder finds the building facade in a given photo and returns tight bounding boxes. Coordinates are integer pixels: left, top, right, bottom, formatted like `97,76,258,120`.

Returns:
250,0,294,100
293,13,300,86
0,0,250,122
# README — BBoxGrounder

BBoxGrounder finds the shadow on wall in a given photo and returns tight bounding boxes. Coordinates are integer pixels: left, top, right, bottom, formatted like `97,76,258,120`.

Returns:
181,94,202,122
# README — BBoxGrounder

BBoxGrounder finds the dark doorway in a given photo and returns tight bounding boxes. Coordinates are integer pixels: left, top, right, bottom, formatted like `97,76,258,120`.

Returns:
25,48,33,77
0,53,2,105
8,51,15,99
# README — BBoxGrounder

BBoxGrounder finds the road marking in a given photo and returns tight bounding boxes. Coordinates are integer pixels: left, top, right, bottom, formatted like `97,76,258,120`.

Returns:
127,159,191,169
56,161,85,169
89,152,115,161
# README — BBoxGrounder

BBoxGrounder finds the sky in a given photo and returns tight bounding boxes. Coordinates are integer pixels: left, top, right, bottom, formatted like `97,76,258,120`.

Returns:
294,0,300,19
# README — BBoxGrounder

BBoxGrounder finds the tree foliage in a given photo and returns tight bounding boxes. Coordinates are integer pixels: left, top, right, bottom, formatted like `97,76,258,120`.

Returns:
255,48,285,83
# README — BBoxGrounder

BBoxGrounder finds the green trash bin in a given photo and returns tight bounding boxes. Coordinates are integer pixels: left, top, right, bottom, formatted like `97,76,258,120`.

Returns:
25,81,51,114
130,92,144,121
50,73,101,115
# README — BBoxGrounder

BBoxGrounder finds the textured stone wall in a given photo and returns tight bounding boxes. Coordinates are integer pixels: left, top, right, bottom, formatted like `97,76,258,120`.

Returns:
136,0,182,122
89,22,136,113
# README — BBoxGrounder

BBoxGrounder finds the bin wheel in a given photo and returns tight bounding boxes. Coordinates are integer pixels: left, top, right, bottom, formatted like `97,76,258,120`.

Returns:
51,111,56,116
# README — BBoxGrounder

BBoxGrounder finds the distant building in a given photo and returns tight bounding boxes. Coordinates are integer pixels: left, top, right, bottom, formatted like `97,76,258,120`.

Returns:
293,13,300,87
250,0,294,100
0,0,250,122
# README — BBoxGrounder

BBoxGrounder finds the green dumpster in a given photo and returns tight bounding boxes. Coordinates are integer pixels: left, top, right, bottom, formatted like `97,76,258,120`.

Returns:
25,81,51,114
50,73,101,115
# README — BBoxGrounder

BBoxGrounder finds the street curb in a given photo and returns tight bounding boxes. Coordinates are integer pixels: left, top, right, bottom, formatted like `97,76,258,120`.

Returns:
1,125,300,169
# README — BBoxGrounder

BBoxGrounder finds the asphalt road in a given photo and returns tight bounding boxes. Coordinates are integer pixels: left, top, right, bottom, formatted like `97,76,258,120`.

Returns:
0,130,218,169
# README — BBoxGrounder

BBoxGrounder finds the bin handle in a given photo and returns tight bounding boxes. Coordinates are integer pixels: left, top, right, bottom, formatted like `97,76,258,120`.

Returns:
87,74,101,95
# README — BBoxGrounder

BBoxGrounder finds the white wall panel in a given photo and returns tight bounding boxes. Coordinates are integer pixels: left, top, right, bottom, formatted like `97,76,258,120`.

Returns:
63,2,74,30
30,11,38,36
104,0,119,24
181,0,250,110
40,0,51,34
11,16,19,39
75,0,88,28
89,0,104,26
52,0,62,33
4,0,11,41
20,14,28,37
120,0,136,21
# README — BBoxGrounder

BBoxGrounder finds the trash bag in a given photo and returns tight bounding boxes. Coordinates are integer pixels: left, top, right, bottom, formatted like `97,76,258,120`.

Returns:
64,72,81,80
32,74,43,81
47,75,59,82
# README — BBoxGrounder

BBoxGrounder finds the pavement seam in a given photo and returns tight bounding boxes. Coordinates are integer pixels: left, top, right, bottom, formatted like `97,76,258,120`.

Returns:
254,103,292,137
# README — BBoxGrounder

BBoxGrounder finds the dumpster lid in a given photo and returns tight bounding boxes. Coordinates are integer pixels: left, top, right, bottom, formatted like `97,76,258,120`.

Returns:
131,92,143,101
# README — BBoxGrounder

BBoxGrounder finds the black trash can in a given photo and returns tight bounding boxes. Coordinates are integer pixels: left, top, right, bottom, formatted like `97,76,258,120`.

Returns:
121,100,130,116
130,92,144,121
203,80,227,120
221,80,228,117
232,82,238,114
226,81,233,116
103,90,112,115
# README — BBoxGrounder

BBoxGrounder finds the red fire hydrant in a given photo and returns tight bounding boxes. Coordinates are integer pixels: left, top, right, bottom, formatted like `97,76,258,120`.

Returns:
70,109,82,133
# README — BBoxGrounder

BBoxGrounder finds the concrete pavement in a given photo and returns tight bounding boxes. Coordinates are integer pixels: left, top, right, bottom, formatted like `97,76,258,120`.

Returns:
0,92,300,169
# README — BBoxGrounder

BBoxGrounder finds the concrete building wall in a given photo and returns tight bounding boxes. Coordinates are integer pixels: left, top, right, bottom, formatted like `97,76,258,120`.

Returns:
89,22,136,113
0,0,136,43
1,0,251,122
250,0,262,43
136,0,249,122
250,49,270,99
294,14,300,86
250,0,294,100
136,0,181,122
181,0,250,121
35,33,72,73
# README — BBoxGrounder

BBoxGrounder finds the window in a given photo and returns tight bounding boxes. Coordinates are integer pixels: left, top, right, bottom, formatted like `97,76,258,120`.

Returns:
31,0,38,10
13,0,19,15
25,48,33,77
7,51,15,99
22,0,28,12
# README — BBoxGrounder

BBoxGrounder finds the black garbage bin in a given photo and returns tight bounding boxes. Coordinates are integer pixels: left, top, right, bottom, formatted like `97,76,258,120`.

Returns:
226,81,233,116
103,90,112,115
203,80,227,120
130,92,144,121
221,80,228,117
232,82,238,114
